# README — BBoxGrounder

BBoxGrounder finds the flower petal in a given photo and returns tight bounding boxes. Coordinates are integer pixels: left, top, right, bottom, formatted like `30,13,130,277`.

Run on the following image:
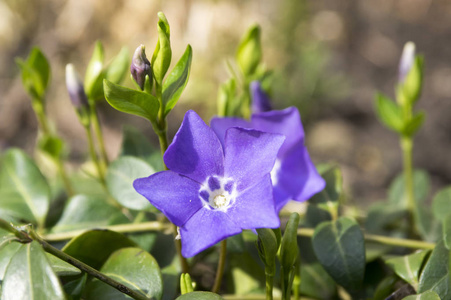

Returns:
250,81,272,113
180,209,241,257
164,110,224,183
273,141,325,211
133,171,203,226
210,117,251,149
224,127,285,190
252,107,304,157
227,174,280,229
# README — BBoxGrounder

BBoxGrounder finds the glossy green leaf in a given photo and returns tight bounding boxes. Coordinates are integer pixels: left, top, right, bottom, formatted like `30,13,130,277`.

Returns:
310,165,342,205
375,93,404,132
403,291,441,300
443,215,451,250
373,275,398,300
385,250,430,290
365,202,406,235
1,241,65,300
64,273,88,300
51,194,128,233
299,262,337,299
418,240,450,299
106,156,155,210
85,41,105,100
161,259,180,300
0,190,35,223
162,45,192,116
104,79,160,124
403,111,425,136
236,24,262,77
0,149,50,227
105,47,130,84
16,47,50,99
0,242,21,280
45,252,81,276
176,292,224,300
86,247,163,300
229,252,265,294
312,217,366,295
432,187,451,222
152,12,172,84
62,229,136,269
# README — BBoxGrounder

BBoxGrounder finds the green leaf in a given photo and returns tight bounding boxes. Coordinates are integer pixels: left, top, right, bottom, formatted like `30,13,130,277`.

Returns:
312,217,366,295
443,214,451,250
85,41,105,100
389,170,430,208
0,149,50,227
176,292,224,300
152,12,172,84
403,291,441,300
418,240,450,299
279,213,300,299
310,165,342,205
38,134,64,160
1,241,65,300
64,273,88,300
106,156,155,210
403,112,425,136
104,79,160,124
373,275,398,300
236,24,262,77
16,47,51,99
385,250,430,290
162,45,192,116
229,252,265,294
105,47,130,84
299,262,337,299
86,247,163,300
432,187,451,222
51,194,128,233
375,93,404,132
62,229,136,269
46,252,81,276
0,242,21,280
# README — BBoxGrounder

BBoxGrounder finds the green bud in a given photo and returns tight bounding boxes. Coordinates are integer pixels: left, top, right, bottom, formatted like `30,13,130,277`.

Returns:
152,12,172,85
397,42,424,105
84,41,105,100
236,24,262,77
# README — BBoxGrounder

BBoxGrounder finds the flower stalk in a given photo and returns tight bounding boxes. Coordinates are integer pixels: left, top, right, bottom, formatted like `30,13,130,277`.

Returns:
212,240,227,293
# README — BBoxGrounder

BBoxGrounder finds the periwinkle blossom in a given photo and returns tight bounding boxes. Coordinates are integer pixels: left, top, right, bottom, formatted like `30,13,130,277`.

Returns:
211,82,325,212
134,110,284,257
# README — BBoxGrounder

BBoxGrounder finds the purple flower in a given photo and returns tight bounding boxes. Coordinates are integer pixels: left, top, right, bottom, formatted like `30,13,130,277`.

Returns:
134,110,284,257
211,82,325,212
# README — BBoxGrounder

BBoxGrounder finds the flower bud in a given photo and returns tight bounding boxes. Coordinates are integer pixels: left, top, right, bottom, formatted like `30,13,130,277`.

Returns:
66,64,90,126
398,42,415,83
131,45,152,90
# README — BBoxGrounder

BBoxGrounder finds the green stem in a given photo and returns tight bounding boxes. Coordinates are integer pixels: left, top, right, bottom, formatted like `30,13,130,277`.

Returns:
25,229,151,300
84,126,106,187
212,240,227,293
32,100,51,135
265,274,273,300
401,136,417,236
89,101,109,167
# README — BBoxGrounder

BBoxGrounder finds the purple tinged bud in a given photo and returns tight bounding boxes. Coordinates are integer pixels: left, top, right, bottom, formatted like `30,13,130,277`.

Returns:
251,81,272,113
66,64,89,110
398,42,415,83
131,44,152,90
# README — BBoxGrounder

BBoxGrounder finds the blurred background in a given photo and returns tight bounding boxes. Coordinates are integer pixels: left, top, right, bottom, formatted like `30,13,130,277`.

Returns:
1,0,451,208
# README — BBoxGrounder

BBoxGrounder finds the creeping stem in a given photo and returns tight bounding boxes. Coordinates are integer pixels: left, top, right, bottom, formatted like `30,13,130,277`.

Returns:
0,220,151,300
401,135,417,236
212,240,228,293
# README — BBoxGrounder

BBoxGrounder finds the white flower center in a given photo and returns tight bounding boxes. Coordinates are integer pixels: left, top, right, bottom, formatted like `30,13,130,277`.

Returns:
199,176,236,212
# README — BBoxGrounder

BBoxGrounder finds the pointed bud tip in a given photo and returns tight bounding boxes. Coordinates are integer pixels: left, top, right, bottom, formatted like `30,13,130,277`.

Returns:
65,64,88,109
399,41,416,83
131,44,152,90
